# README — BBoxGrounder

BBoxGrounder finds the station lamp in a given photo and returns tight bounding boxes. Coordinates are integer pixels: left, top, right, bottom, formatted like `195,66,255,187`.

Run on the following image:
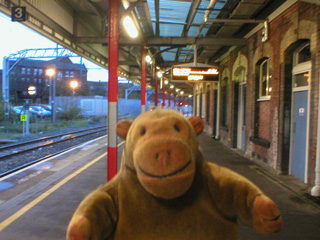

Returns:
123,16,138,38
145,55,152,63
157,71,163,78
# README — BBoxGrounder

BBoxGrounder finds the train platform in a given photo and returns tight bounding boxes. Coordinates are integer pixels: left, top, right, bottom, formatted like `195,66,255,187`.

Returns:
0,133,319,240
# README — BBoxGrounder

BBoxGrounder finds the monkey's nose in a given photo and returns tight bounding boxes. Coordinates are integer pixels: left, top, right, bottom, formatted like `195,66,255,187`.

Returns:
155,151,171,160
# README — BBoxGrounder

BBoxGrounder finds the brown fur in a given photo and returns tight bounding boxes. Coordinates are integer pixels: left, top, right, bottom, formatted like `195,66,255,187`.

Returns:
67,109,282,240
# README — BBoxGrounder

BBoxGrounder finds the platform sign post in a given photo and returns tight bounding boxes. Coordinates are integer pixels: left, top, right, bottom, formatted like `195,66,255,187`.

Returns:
107,0,120,181
141,47,147,113
25,100,30,135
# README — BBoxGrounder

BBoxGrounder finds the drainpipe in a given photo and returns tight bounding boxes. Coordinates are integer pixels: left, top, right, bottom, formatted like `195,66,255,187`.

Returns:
311,83,320,196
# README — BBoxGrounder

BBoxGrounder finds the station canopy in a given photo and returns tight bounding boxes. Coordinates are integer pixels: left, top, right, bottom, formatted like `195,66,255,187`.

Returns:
0,0,287,95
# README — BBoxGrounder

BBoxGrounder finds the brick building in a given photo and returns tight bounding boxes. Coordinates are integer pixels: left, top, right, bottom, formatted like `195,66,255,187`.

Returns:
8,57,87,103
193,1,320,189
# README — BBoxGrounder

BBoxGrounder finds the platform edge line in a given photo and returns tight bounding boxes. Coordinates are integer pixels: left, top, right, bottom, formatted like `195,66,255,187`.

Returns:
0,151,109,232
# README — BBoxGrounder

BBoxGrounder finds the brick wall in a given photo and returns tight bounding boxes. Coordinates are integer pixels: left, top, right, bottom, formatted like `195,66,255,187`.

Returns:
213,1,320,185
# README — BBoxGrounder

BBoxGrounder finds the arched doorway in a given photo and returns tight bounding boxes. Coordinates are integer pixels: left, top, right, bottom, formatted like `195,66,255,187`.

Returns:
290,42,311,182
233,67,247,151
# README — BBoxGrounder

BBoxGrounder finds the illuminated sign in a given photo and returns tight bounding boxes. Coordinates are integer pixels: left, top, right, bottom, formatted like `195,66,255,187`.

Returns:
172,66,219,82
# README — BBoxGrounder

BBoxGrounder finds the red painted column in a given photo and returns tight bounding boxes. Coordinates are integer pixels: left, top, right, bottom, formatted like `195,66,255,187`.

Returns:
168,87,171,108
187,97,190,116
141,47,147,113
162,80,165,108
183,96,186,116
155,76,158,107
107,0,119,181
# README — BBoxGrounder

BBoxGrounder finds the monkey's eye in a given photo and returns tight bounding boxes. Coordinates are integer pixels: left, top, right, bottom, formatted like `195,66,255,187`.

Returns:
174,124,180,132
140,128,146,136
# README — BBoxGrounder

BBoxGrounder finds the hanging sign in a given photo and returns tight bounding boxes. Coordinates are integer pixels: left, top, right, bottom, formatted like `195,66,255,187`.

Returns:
172,66,219,82
11,6,27,22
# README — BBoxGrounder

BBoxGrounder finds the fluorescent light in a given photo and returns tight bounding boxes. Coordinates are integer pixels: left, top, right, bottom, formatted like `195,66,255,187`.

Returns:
123,16,138,38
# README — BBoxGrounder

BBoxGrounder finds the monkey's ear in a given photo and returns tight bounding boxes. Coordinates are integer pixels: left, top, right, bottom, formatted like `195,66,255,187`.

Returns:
116,120,133,139
187,116,204,136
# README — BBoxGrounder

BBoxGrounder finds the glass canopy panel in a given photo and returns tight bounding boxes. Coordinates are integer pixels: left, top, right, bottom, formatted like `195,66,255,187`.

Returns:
188,26,199,37
192,11,205,25
161,50,177,62
159,0,191,23
160,23,184,37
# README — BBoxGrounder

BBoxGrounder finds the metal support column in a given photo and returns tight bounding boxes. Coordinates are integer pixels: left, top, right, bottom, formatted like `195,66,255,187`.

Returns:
183,96,186,116
155,76,158,107
162,79,165,108
141,47,147,113
2,57,10,120
168,87,171,109
107,0,120,181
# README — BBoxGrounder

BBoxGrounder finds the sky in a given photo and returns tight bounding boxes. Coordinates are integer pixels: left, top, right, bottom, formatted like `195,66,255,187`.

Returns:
0,13,109,82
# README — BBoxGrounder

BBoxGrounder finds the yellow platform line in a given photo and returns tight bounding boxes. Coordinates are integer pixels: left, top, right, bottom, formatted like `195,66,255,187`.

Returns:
0,141,124,232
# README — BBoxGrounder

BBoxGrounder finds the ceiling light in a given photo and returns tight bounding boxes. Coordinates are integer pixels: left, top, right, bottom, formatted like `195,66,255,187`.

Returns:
123,16,138,38
145,55,151,63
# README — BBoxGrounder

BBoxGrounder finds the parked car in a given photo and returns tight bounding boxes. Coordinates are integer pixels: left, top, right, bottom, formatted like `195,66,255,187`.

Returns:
29,106,51,118
40,105,63,114
11,106,24,115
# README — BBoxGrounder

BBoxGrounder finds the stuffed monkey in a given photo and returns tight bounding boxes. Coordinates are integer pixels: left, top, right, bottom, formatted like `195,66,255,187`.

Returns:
67,109,282,240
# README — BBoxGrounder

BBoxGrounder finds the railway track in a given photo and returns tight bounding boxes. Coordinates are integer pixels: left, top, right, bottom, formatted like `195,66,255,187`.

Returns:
0,125,108,178
0,114,138,178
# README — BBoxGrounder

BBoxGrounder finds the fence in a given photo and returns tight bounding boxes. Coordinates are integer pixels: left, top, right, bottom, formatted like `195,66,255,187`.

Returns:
55,96,149,116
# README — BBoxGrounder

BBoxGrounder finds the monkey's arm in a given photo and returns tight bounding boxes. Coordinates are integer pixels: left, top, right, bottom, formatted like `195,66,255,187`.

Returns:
206,162,282,235
66,189,118,240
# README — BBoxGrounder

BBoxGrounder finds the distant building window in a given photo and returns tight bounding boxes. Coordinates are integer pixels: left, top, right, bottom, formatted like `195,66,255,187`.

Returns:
34,78,37,84
21,77,25,82
65,71,70,77
38,78,42,83
38,69,43,75
27,78,30,82
27,68,31,75
70,71,74,77
21,68,26,74
58,71,62,77
34,68,38,75
259,58,271,100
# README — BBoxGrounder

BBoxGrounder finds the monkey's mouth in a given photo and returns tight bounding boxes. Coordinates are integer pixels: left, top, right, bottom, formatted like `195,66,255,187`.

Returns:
138,160,192,179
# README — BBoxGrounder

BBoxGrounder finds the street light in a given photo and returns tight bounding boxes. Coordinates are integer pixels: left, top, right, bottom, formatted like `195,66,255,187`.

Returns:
70,80,79,97
46,68,56,123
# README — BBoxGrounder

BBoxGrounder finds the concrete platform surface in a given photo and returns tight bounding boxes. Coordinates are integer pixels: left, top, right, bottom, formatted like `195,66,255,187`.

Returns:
0,133,318,239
